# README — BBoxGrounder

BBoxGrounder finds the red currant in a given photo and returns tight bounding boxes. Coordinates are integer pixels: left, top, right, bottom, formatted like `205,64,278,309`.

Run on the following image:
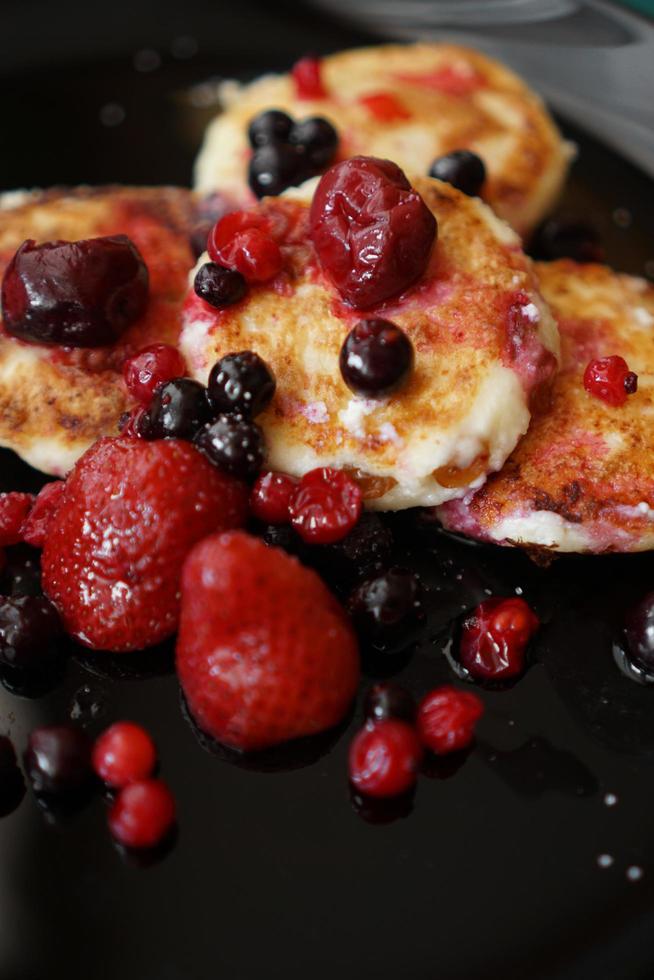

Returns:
123,344,187,405
291,56,327,100
108,778,175,849
417,685,484,754
583,355,638,407
250,471,298,524
208,211,283,283
460,597,539,681
0,493,34,547
349,720,423,798
289,467,362,544
93,721,157,789
358,92,410,121
119,406,148,438
310,156,437,308
20,481,65,548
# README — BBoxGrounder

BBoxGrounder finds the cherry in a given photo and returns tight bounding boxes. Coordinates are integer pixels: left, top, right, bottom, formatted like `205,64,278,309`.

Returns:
250,471,298,524
108,778,175,849
340,318,413,396
583,356,637,407
24,724,93,795
429,150,486,197
417,685,484,754
291,56,327,100
123,344,187,406
363,682,416,724
1,236,149,347
349,719,423,798
310,156,437,309
208,212,283,283
459,596,539,682
289,467,362,544
92,721,157,788
0,493,34,546
20,481,65,548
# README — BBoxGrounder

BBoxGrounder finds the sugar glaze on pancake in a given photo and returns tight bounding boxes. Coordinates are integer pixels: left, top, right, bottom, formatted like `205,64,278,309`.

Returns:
195,42,572,237
181,176,559,510
437,261,654,553
0,186,197,475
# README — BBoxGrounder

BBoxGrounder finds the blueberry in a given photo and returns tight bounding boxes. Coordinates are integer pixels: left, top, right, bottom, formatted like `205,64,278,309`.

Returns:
139,378,213,441
348,567,421,635
248,109,294,149
207,351,276,418
624,592,654,673
363,682,416,724
290,116,338,168
429,150,486,197
248,143,309,199
24,724,93,796
0,595,62,670
194,262,247,308
194,414,264,481
340,318,413,397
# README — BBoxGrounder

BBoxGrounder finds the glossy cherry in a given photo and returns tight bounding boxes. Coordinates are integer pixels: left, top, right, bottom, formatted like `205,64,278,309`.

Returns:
24,724,93,795
459,596,539,681
0,595,63,670
349,719,423,798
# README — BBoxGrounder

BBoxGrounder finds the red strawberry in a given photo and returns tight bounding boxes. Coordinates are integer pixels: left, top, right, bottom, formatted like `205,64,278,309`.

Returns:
177,531,359,751
42,437,248,652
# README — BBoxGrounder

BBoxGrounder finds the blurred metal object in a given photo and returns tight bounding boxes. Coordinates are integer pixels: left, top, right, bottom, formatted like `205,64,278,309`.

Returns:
307,0,654,177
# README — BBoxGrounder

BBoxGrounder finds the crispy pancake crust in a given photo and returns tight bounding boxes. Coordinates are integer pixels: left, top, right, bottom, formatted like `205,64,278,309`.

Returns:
181,176,559,510
438,260,654,553
0,186,197,475
195,43,572,237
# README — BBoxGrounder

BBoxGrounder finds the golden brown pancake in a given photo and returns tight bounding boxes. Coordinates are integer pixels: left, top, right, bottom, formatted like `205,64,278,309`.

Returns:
181,176,559,510
0,186,197,475
195,43,572,237
437,260,654,552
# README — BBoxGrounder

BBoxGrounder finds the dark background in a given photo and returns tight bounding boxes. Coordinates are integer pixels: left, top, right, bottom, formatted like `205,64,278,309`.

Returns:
2,3,654,979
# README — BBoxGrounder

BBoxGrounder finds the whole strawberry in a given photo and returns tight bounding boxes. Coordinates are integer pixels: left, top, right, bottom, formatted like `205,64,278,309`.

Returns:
42,437,248,652
177,531,359,751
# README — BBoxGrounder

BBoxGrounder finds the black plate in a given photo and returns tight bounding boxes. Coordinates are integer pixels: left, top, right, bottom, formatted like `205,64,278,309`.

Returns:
2,9,654,980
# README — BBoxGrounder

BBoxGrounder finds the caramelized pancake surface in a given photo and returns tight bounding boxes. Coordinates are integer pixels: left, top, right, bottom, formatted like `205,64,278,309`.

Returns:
195,43,571,236
0,186,197,475
438,261,654,552
181,177,558,510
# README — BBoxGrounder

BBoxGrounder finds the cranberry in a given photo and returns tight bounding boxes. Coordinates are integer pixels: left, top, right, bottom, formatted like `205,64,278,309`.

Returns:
1,235,149,347
459,596,539,681
208,212,283,283
292,56,327,100
249,143,311,199
248,109,294,148
207,351,276,417
417,685,484,754
583,356,637,407
194,262,247,308
92,721,157,789
363,682,416,724
0,493,34,546
290,117,339,168
20,481,65,548
429,150,486,197
108,778,176,849
340,318,413,396
349,720,423,798
140,378,213,441
250,471,298,524
289,467,362,544
0,735,25,817
0,595,62,670
24,724,93,795
358,92,410,121
123,344,187,406
529,218,605,263
348,567,420,636
194,414,264,481
624,592,654,673
310,156,437,309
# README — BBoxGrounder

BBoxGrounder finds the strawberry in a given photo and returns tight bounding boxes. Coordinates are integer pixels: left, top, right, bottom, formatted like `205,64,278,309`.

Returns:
42,437,248,652
177,531,359,751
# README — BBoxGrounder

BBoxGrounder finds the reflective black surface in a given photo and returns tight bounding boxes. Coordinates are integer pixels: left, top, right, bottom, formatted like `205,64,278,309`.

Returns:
1,9,654,979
